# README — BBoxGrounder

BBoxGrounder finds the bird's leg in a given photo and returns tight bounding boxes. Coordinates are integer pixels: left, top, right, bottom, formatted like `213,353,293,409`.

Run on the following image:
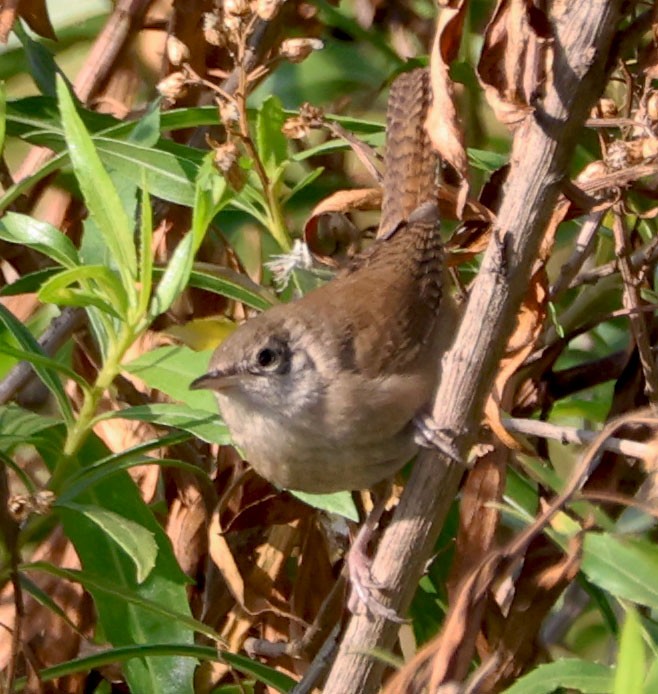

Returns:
346,481,405,622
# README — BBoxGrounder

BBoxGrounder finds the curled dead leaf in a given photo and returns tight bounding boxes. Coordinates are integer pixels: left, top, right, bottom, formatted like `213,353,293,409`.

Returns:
426,1,470,213
303,188,382,261
477,0,552,127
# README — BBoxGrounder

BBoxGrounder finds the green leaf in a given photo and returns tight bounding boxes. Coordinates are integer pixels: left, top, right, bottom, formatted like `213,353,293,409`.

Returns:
57,503,158,584
185,265,278,311
0,404,62,453
468,148,508,172
0,341,89,393
614,607,645,694
0,150,67,213
221,651,296,693
55,433,196,693
56,76,137,294
13,21,65,98
582,533,658,611
256,96,288,176
97,403,232,446
151,233,197,317
56,432,197,501
282,166,324,205
645,655,658,693
137,178,154,319
19,575,83,635
0,81,6,154
38,265,129,318
0,212,80,267
0,304,74,425
60,456,206,503
292,491,359,521
502,659,613,694
23,562,220,643
129,102,162,147
0,267,61,296
95,137,199,207
123,345,216,412
12,643,218,693
150,162,230,317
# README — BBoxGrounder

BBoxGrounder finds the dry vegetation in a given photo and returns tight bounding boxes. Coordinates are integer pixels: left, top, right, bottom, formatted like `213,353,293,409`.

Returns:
1,1,658,693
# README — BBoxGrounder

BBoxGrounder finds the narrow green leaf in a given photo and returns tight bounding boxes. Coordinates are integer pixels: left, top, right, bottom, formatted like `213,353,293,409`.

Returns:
96,403,232,445
256,96,288,176
0,151,67,213
129,102,162,146
502,659,613,694
0,81,6,154
221,651,296,692
95,138,199,207
0,342,89,392
56,76,137,292
0,304,73,425
150,164,229,316
184,264,277,311
137,177,154,319
13,22,65,98
38,265,128,319
0,212,79,268
12,643,218,693
614,607,645,694
22,562,221,642
19,575,82,635
0,448,36,492
60,456,206,503
57,432,196,502
0,268,61,296
58,503,158,584
0,403,60,449
282,166,324,205
150,232,195,317
582,533,658,611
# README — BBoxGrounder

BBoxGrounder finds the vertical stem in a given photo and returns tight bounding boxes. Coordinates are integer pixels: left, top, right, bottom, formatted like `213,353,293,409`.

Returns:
612,205,658,404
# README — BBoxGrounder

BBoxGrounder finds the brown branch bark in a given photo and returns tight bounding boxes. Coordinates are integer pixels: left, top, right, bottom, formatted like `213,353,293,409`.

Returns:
322,1,627,692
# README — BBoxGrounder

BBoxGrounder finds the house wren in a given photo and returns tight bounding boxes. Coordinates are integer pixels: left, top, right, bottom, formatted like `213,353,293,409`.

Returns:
191,69,454,495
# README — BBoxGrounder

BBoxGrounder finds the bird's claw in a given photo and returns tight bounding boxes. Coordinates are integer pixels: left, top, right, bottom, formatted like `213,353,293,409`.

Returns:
413,414,463,464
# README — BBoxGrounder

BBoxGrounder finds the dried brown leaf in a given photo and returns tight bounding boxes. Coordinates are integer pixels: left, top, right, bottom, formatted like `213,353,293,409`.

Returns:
477,0,551,127
481,534,582,689
18,0,56,39
426,1,470,211
303,188,381,260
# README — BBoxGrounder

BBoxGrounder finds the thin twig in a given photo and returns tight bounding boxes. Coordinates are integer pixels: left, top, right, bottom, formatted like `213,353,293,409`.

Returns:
503,417,652,460
569,233,658,289
549,210,604,300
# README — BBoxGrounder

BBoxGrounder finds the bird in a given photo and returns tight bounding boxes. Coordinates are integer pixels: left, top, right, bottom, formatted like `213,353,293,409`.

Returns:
191,68,457,616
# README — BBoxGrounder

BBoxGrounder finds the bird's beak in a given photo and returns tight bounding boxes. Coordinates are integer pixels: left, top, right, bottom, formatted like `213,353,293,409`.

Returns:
190,370,243,391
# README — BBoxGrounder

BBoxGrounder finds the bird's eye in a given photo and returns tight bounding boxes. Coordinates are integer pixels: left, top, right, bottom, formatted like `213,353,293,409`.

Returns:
256,347,278,369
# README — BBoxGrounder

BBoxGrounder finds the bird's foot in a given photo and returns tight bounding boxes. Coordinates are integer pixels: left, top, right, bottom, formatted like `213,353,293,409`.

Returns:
413,414,463,464
346,512,406,623
346,541,406,623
